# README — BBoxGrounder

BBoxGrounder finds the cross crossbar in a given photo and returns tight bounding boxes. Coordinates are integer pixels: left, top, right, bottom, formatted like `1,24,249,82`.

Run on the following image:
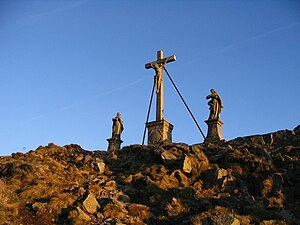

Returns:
145,55,176,69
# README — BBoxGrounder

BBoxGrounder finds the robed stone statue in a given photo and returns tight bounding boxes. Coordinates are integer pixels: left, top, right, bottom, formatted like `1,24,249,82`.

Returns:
112,112,124,140
206,89,223,120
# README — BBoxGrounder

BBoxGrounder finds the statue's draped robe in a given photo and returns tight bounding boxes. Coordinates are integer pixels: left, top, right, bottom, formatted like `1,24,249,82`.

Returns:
207,92,223,120
112,116,124,139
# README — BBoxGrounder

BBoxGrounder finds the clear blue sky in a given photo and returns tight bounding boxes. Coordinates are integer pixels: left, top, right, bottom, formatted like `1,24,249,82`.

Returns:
1,0,299,155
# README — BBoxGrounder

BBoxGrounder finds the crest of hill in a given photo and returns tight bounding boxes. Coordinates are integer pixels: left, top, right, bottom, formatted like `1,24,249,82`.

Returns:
0,125,299,225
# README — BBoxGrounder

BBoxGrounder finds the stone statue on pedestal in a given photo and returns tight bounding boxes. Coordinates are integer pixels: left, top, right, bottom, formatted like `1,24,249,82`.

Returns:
205,89,225,143
107,112,124,152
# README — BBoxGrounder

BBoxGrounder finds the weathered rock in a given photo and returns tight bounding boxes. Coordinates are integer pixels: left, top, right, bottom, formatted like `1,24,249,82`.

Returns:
190,144,210,173
105,180,117,191
94,158,106,174
116,192,131,202
75,154,84,163
75,206,91,221
271,172,284,192
161,147,183,161
83,192,100,214
115,219,127,225
201,167,228,188
31,202,48,213
202,213,241,225
84,155,93,164
104,218,117,224
159,169,190,189
181,154,192,173
259,220,287,225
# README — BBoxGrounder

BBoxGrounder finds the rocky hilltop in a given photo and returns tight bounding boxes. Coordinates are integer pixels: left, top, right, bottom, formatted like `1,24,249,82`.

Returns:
0,126,299,225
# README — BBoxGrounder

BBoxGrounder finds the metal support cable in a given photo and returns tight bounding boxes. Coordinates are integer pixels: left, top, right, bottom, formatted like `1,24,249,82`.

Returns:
163,67,206,139
142,81,155,145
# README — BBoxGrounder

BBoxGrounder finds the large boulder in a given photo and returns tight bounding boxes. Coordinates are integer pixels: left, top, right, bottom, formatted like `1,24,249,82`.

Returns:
83,192,100,214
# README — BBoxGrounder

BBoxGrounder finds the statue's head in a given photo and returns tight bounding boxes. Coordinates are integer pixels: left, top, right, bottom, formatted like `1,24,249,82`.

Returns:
117,112,121,117
211,89,216,93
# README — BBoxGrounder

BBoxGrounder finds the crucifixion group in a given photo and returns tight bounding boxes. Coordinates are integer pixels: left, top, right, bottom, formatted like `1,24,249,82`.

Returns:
107,50,224,152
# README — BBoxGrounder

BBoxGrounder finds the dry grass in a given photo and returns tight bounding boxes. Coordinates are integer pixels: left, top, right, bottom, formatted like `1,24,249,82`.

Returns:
0,178,20,224
267,191,285,208
197,185,220,198
127,203,151,220
103,202,128,219
49,193,77,214
262,178,273,196
165,197,187,216
0,178,9,204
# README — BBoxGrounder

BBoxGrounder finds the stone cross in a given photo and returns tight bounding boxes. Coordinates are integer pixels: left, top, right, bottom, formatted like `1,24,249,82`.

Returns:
145,50,176,121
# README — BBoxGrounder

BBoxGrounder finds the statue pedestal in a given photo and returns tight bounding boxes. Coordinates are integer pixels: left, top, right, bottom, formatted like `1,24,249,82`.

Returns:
204,119,224,143
107,138,123,152
146,120,173,145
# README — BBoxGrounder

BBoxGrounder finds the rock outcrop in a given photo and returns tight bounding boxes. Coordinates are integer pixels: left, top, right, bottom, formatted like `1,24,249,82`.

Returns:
0,126,299,224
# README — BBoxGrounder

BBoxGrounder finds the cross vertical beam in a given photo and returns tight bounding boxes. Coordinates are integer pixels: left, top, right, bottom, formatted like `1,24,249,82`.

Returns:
155,50,164,121
145,50,176,121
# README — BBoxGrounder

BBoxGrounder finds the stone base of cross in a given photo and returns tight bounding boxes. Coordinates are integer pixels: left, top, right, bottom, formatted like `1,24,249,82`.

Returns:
204,118,225,143
146,120,174,145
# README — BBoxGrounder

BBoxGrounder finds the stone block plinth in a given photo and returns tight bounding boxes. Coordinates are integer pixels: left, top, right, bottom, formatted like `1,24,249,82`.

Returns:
107,138,123,152
146,120,173,145
204,119,224,143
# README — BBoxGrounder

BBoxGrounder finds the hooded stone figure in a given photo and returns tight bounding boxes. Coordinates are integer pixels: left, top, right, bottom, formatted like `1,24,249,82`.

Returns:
112,112,124,139
206,89,223,120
